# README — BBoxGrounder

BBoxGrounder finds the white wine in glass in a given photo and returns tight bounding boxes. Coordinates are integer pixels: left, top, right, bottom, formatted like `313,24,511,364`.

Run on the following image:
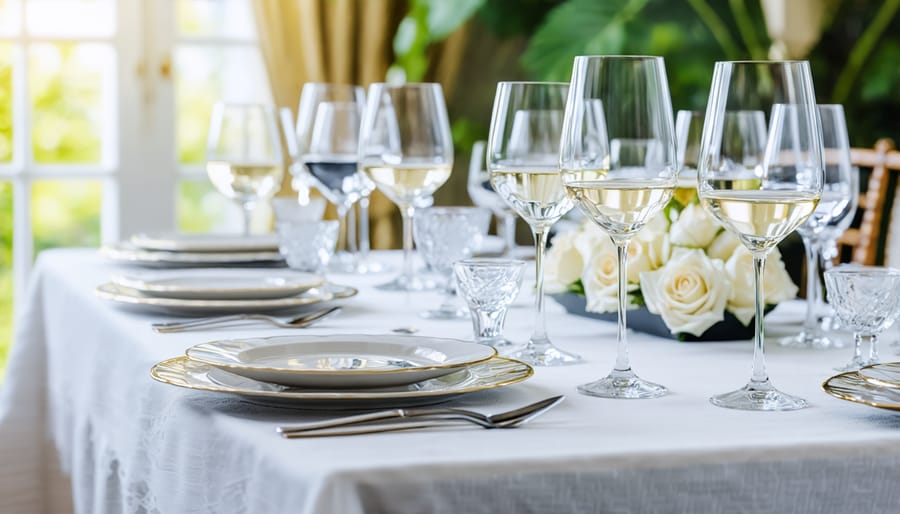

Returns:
487,81,580,366
698,61,824,411
206,103,284,235
560,56,678,398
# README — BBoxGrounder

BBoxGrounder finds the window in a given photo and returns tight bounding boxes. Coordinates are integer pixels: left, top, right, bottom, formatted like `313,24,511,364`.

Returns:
0,0,271,374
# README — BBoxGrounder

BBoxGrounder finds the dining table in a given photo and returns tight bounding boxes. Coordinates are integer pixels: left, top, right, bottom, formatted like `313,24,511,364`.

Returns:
1,247,899,514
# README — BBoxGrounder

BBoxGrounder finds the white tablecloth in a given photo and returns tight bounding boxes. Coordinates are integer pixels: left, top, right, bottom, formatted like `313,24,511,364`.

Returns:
2,249,900,514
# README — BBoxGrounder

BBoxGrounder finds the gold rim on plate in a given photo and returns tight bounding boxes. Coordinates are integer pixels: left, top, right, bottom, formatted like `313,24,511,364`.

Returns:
821,371,900,411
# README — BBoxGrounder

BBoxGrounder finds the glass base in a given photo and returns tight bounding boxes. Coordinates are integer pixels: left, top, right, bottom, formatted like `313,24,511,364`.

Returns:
778,331,846,350
476,337,517,350
509,340,582,366
376,274,436,292
709,380,808,411
577,369,667,399
420,307,468,320
835,355,870,372
328,252,361,274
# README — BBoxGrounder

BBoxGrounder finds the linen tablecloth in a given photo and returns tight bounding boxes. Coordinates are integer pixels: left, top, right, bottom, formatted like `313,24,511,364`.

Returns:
2,248,900,514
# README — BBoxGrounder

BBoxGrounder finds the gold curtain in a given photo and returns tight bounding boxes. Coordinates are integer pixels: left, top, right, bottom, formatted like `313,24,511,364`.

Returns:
253,0,469,248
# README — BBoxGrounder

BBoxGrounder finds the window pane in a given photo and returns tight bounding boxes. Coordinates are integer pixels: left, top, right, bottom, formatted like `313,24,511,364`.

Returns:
0,0,22,36
0,181,11,379
32,179,101,253
26,0,114,37
177,0,255,39
176,178,241,233
29,43,113,165
175,45,270,164
0,44,11,164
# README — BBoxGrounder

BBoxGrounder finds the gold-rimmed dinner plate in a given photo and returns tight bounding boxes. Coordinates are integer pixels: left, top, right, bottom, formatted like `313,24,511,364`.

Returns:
100,243,284,268
150,355,533,409
822,371,900,411
186,334,497,388
131,232,280,253
111,269,324,300
96,282,357,315
857,362,900,389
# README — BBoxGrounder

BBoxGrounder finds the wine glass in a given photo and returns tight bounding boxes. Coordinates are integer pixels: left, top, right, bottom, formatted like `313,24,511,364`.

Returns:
468,141,519,256
698,61,824,411
780,104,854,349
293,83,367,273
206,103,285,235
487,81,581,366
359,83,453,291
560,56,677,395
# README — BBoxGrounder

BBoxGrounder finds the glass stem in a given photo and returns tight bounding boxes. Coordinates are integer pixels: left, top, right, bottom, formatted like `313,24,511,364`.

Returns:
868,334,880,364
345,203,358,253
501,214,516,255
529,227,550,349
853,333,867,366
401,204,415,282
614,238,631,372
336,205,349,253
802,235,820,335
438,274,458,313
359,196,371,255
751,255,770,384
240,201,254,235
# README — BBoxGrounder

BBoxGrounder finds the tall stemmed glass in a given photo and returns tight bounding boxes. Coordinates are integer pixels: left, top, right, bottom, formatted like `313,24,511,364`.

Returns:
293,83,367,273
359,83,453,291
780,104,854,349
488,82,581,366
468,141,519,256
206,103,284,235
698,61,824,411
560,56,677,396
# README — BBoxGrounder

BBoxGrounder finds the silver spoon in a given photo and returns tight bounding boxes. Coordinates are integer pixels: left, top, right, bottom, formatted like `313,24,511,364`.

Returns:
151,306,341,333
277,395,565,437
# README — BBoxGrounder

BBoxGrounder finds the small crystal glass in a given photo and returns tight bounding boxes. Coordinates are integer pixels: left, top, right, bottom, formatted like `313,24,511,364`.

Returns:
454,258,526,349
824,266,900,371
276,220,339,273
413,207,491,319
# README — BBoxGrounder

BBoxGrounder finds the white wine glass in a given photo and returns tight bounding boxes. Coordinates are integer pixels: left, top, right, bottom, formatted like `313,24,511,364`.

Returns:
359,83,453,291
488,81,581,366
698,60,824,411
468,141,519,257
293,83,367,273
781,104,854,349
560,56,677,395
206,103,284,235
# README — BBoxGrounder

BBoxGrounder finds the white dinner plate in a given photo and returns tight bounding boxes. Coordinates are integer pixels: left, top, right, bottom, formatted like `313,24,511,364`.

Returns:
111,269,324,300
822,371,900,412
150,355,533,409
100,243,284,268
858,362,900,389
186,334,497,388
131,232,280,253
96,282,357,315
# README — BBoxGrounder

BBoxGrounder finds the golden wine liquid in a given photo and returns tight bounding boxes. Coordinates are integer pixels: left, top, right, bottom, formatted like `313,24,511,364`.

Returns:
362,164,452,204
702,190,819,252
206,161,284,200
564,177,674,236
490,167,573,225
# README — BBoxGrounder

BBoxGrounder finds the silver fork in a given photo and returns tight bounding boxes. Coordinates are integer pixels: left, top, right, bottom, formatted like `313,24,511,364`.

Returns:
151,306,341,333
277,395,565,438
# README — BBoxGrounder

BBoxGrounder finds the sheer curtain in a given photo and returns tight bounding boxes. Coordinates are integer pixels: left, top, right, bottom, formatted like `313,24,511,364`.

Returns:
252,0,468,248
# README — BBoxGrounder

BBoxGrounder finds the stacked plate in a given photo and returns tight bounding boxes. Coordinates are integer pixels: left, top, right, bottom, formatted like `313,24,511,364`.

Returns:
150,334,534,409
97,268,357,315
100,233,285,268
822,362,900,411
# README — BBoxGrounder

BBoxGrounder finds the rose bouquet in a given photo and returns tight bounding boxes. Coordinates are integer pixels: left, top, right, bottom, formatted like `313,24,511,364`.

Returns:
545,192,798,339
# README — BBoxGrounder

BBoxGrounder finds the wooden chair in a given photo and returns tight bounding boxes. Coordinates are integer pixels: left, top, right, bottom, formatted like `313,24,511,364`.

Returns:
839,138,900,265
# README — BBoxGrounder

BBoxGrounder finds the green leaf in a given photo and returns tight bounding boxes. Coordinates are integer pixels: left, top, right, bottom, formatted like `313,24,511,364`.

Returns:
522,0,650,81
424,0,486,41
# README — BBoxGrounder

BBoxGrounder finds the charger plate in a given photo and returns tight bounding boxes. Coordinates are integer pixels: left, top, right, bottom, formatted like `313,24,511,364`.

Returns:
131,233,280,253
858,362,900,389
112,269,324,300
96,282,356,315
822,371,900,411
150,355,533,409
100,243,284,268
186,334,497,388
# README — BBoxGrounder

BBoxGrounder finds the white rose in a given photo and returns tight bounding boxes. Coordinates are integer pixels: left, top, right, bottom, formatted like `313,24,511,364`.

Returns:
544,230,584,293
707,229,740,261
582,246,638,313
642,212,670,238
725,246,799,325
639,248,730,336
669,203,720,248
628,231,671,282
